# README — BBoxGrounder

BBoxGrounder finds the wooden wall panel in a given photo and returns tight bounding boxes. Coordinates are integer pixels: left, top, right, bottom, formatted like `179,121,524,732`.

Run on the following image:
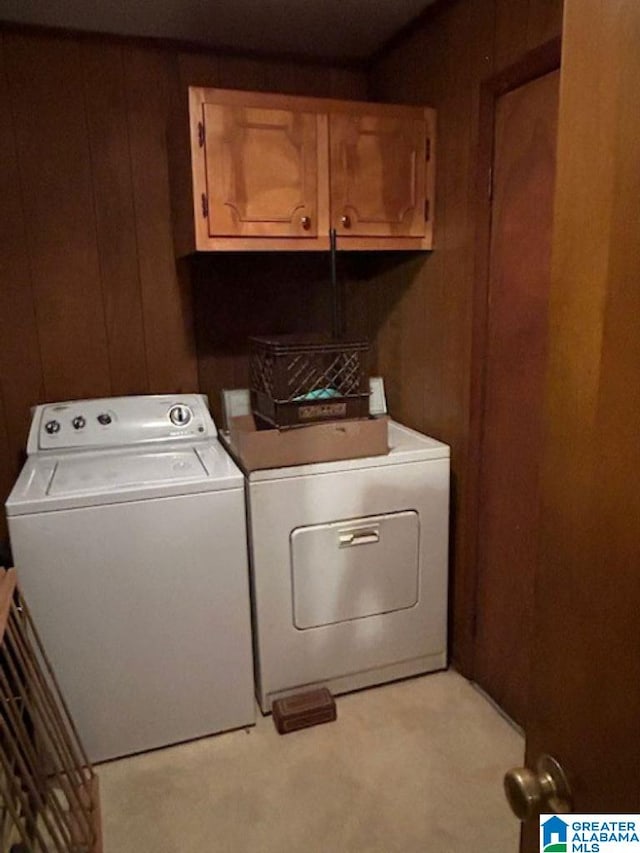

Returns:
82,42,149,395
177,53,221,89
264,61,333,96
193,253,335,425
0,35,45,539
328,68,369,100
362,0,564,673
0,25,367,543
0,395,12,541
495,0,564,68
124,46,199,394
3,33,112,402
494,0,531,70
217,56,270,91
526,0,563,54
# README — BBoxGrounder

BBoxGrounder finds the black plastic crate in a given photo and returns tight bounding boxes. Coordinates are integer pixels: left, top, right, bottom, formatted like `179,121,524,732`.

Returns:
249,334,370,428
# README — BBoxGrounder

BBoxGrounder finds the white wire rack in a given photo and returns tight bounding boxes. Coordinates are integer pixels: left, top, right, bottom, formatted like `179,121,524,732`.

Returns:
0,568,102,853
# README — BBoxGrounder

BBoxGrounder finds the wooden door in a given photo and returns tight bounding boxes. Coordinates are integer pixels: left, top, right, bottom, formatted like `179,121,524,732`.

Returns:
203,103,319,238
474,69,560,727
329,111,429,238
518,0,640,848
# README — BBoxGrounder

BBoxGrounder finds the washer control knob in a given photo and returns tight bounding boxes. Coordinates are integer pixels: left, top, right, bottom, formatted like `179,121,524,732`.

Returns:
169,404,192,427
97,413,112,426
72,416,86,430
45,419,61,435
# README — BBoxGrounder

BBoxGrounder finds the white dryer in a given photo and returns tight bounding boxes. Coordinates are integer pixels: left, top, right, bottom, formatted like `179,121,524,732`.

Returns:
6,395,255,761
241,420,450,713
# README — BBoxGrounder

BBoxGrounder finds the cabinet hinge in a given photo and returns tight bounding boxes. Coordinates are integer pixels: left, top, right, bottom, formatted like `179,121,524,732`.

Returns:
426,138,431,162
201,193,208,218
198,121,205,147
425,198,430,222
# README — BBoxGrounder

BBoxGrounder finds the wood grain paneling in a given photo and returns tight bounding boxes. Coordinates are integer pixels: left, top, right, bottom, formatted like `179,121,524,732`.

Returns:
0,395,13,540
364,0,495,671
0,35,45,522
0,25,366,542
265,61,334,97
328,68,369,100
361,0,563,674
177,53,221,89
217,56,271,92
4,33,112,402
495,0,531,70
82,42,149,395
193,253,334,425
526,0,563,52
496,0,563,68
124,46,198,394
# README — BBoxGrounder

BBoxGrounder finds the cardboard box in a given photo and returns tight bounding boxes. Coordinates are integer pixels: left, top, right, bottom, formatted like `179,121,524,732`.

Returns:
222,414,389,472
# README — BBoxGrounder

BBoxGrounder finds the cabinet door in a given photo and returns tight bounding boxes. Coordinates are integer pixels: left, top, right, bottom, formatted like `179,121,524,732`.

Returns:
203,104,318,238
330,112,428,238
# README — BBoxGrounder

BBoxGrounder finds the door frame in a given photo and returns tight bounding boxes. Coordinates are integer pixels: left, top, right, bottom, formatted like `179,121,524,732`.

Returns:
457,37,562,681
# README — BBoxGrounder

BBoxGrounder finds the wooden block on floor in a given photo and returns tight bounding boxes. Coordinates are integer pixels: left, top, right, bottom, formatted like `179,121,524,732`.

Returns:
272,688,337,735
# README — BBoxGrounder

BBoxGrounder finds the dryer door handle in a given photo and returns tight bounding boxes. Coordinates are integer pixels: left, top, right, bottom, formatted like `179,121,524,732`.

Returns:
338,527,380,548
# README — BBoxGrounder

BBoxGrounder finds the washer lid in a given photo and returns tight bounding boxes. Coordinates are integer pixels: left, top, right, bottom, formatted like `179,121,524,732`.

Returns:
6,440,243,515
49,448,210,496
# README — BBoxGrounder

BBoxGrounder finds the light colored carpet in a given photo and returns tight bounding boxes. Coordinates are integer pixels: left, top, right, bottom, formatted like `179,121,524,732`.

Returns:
98,670,523,853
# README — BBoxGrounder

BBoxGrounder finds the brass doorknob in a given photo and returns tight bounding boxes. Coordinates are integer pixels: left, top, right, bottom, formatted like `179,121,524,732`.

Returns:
340,214,351,228
504,755,572,821
301,215,311,230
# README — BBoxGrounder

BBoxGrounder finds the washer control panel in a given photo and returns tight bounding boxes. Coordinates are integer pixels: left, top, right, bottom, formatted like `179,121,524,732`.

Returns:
30,395,215,453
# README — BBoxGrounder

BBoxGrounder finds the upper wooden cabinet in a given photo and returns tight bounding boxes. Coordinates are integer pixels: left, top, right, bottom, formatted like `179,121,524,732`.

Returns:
174,87,435,254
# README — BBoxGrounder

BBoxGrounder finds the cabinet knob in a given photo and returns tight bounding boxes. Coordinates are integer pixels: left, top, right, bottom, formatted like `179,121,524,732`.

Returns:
340,214,351,229
301,215,311,231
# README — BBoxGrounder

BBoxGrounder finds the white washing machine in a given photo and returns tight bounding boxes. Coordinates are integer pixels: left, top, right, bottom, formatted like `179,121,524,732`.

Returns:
6,395,255,762
239,420,450,713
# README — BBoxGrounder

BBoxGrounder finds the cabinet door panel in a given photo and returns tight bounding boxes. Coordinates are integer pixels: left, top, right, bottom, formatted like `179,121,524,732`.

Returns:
203,104,318,238
330,113,427,238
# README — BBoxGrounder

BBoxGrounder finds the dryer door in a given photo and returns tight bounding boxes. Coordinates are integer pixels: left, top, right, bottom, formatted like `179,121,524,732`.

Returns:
291,511,420,629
